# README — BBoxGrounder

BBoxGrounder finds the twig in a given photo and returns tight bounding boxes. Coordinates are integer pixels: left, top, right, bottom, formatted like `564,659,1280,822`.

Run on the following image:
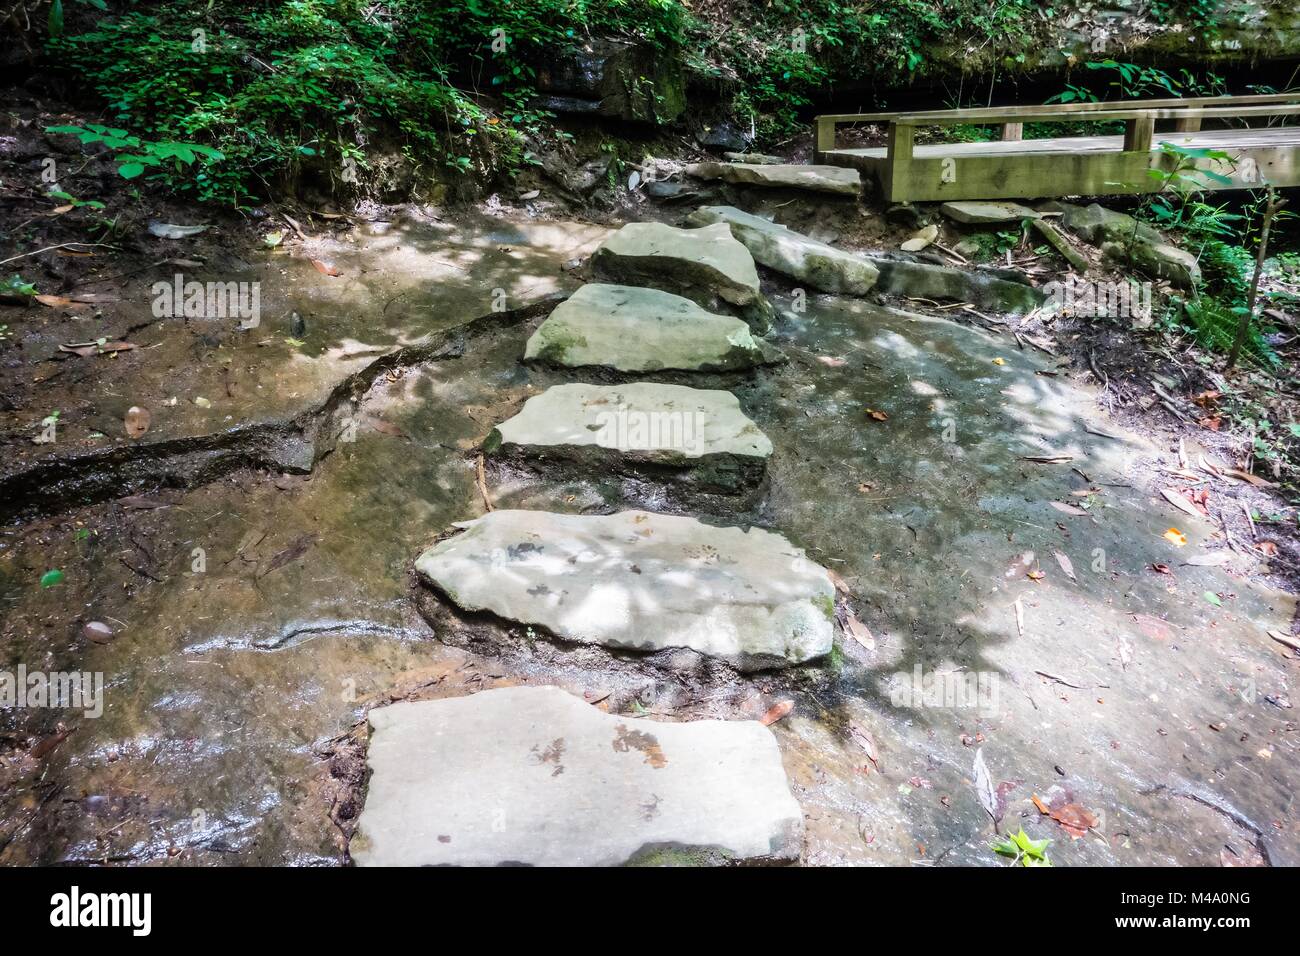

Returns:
0,242,119,266
475,454,494,512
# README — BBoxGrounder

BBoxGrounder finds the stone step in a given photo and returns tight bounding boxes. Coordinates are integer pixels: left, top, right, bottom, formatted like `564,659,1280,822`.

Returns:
687,205,879,296
940,200,1042,224
590,221,774,331
524,282,776,373
352,686,803,866
686,161,862,196
416,509,834,670
486,382,771,490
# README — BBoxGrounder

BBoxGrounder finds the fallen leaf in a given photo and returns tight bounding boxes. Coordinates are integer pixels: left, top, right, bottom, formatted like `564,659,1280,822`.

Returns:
148,221,208,239
1163,528,1188,547
1026,569,1045,581
311,259,341,277
1050,501,1088,516
1257,541,1278,557
1013,596,1025,637
82,621,114,644
849,722,879,770
1223,468,1272,488
35,294,74,308
817,356,847,367
826,569,851,595
1051,803,1099,838
1054,551,1076,581
1150,563,1171,574
124,406,151,439
1204,591,1223,607
760,699,794,726
992,357,1006,366
260,532,319,576
1160,488,1203,519
40,569,64,589
1267,629,1300,651
865,408,889,422
31,727,72,759
973,748,1001,825
844,614,876,650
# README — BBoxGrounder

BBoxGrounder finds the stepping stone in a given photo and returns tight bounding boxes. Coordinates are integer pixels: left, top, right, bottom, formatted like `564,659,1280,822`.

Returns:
486,382,771,491
687,205,879,296
524,283,774,373
352,686,804,866
939,201,1042,225
685,161,861,196
416,509,835,670
869,257,1043,314
590,221,773,331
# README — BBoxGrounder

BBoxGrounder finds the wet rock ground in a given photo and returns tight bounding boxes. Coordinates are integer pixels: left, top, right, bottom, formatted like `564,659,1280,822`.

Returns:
1,208,1297,867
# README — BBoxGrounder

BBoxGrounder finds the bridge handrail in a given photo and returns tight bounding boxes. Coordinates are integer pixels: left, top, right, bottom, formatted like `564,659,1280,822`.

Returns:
814,93,1300,153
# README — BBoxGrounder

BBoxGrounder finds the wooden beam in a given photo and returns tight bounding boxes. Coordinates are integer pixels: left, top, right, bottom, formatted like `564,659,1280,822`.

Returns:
1002,122,1023,142
1123,113,1155,153
883,122,915,204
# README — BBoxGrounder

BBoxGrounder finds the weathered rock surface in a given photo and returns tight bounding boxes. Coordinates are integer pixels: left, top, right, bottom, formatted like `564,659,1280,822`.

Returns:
486,382,772,491
685,161,861,196
591,221,774,331
940,201,1041,224
901,225,938,252
1054,202,1199,288
415,509,835,670
524,283,774,373
686,206,879,296
1053,201,1162,246
868,257,1044,313
534,38,685,124
1103,239,1202,289
352,686,804,866
722,152,785,165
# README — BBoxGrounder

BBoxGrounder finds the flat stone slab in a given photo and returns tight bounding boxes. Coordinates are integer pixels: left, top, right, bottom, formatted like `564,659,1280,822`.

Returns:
686,162,861,196
940,201,1042,224
352,686,804,866
524,283,773,372
687,205,878,296
416,509,835,669
591,221,772,330
488,382,772,463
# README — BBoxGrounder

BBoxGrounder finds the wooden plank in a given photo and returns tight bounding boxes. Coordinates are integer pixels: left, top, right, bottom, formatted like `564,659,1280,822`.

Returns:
1002,122,1024,142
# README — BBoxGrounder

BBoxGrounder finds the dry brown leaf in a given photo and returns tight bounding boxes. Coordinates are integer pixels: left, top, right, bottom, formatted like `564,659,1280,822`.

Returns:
760,699,794,726
866,408,889,422
311,258,341,277
1054,551,1076,581
1160,488,1203,519
849,721,879,770
1223,468,1272,487
1050,501,1088,516
844,614,875,651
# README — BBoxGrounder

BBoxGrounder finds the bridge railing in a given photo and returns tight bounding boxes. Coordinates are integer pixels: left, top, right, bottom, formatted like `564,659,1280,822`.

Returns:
814,93,1300,156
814,95,1300,202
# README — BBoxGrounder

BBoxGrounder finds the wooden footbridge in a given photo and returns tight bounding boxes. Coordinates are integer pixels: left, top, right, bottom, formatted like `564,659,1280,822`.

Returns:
814,94,1300,203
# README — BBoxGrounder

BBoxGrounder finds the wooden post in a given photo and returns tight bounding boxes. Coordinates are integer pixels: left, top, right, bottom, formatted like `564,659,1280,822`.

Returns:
883,121,915,203
1002,122,1023,142
814,117,836,159
1123,113,1155,153
1173,113,1203,133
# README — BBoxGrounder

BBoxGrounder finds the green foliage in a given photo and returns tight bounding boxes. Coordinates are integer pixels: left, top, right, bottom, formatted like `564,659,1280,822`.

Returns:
46,124,222,187
45,1,688,205
991,829,1053,866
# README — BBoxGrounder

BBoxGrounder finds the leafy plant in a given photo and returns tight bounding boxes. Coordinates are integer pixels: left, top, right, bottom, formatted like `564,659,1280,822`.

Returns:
991,828,1053,866
46,124,224,183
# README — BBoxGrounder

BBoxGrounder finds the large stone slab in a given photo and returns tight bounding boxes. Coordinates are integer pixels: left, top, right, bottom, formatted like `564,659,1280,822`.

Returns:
867,257,1044,314
486,382,771,491
524,283,774,372
352,686,804,866
686,205,879,296
685,162,862,196
591,221,773,330
416,509,835,670
940,201,1041,224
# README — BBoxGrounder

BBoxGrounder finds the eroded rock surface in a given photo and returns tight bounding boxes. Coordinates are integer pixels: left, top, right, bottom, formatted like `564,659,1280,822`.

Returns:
687,206,879,296
524,283,774,372
352,686,804,866
415,509,835,669
591,221,774,330
685,161,862,196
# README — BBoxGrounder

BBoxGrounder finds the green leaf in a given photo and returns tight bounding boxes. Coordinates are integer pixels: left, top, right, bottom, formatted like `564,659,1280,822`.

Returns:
117,163,147,180
40,569,64,589
48,0,64,38
1204,591,1223,607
